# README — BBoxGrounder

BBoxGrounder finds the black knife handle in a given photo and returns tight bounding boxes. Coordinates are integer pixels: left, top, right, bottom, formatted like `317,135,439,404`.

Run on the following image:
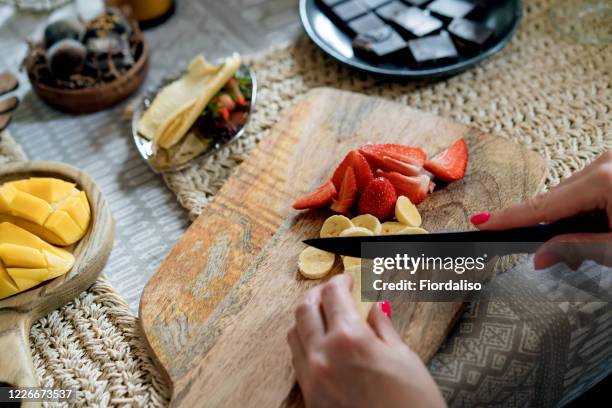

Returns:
484,209,610,242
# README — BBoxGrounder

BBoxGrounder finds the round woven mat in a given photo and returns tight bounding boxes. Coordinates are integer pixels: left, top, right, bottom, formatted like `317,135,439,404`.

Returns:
1,0,610,405
165,0,611,219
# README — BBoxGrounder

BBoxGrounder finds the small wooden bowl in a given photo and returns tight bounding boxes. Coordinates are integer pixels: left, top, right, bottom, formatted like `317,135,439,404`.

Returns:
0,161,114,390
24,31,149,114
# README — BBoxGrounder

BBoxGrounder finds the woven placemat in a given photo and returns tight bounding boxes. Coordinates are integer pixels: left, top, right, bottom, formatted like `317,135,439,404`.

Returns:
1,0,610,405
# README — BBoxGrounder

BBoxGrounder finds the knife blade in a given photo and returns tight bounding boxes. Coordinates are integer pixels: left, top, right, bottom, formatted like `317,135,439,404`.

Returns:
303,210,610,258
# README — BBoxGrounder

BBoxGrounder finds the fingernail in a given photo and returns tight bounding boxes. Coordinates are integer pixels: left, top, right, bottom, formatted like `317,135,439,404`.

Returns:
470,212,491,225
534,251,560,270
379,300,392,319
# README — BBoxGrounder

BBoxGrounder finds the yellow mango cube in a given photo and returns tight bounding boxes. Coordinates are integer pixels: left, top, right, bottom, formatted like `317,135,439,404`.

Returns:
44,211,82,246
58,192,89,230
0,183,17,213
0,243,47,268
0,263,19,299
21,177,75,203
0,222,74,299
10,191,52,225
0,177,91,245
7,268,49,291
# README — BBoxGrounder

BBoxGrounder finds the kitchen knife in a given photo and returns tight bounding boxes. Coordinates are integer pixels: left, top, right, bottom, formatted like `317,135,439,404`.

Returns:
303,210,610,258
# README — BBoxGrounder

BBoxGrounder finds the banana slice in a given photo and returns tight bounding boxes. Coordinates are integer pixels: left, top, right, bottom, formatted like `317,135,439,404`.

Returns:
342,256,362,269
398,226,428,234
298,247,336,279
351,214,382,235
380,222,407,235
395,196,422,227
320,215,354,238
344,265,373,320
339,227,374,237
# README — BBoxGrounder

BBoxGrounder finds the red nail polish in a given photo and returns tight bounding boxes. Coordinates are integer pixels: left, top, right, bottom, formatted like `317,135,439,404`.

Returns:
534,251,560,270
380,300,392,319
471,212,490,225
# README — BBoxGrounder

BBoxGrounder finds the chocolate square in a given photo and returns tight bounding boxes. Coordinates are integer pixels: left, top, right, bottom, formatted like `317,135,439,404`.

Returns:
392,7,443,37
348,12,387,35
408,31,459,64
360,0,392,9
427,0,475,20
448,18,494,50
353,25,408,61
332,0,369,22
375,0,409,21
405,0,432,6
320,0,347,7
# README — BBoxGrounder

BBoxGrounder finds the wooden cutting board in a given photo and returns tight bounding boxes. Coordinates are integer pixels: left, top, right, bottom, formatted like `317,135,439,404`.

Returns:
139,88,546,407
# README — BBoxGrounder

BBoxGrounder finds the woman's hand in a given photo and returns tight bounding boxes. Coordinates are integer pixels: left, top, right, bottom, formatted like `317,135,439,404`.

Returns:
471,150,612,269
287,274,445,408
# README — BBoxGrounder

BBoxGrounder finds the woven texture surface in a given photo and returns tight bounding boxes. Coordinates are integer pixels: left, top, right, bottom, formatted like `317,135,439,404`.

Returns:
1,0,610,405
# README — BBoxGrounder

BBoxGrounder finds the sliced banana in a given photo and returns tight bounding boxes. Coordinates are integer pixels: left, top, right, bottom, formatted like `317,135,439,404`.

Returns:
344,265,373,320
395,196,422,227
339,226,374,237
298,247,336,279
342,256,362,269
397,226,428,234
351,214,382,235
320,215,354,238
380,221,407,235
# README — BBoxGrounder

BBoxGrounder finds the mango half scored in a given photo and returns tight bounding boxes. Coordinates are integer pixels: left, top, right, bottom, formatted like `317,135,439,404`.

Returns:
0,222,75,300
0,177,91,246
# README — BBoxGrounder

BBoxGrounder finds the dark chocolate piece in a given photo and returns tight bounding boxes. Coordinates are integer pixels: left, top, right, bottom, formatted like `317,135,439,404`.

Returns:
448,18,494,49
352,25,408,60
427,0,475,20
348,12,386,35
375,0,409,21
392,7,443,37
332,0,369,22
408,31,458,64
405,0,431,6
360,0,391,9
320,0,347,7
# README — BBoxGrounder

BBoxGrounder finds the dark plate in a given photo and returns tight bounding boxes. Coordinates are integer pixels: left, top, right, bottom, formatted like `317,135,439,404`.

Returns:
299,0,522,79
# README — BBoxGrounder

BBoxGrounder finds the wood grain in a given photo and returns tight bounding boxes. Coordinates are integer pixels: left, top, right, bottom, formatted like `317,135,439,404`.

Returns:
139,88,547,407
0,161,114,399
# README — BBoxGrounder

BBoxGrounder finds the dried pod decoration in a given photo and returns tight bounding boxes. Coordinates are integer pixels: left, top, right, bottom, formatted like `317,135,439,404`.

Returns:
23,8,144,90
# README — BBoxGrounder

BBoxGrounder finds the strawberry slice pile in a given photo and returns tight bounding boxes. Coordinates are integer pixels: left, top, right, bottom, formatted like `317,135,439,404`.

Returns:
292,139,468,220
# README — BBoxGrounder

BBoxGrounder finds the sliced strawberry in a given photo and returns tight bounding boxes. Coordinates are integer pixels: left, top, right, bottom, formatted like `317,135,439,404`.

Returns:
379,171,430,205
380,156,423,177
292,180,337,210
357,177,397,220
423,138,468,182
330,167,358,215
331,150,374,192
348,151,374,191
331,154,351,190
359,144,427,169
